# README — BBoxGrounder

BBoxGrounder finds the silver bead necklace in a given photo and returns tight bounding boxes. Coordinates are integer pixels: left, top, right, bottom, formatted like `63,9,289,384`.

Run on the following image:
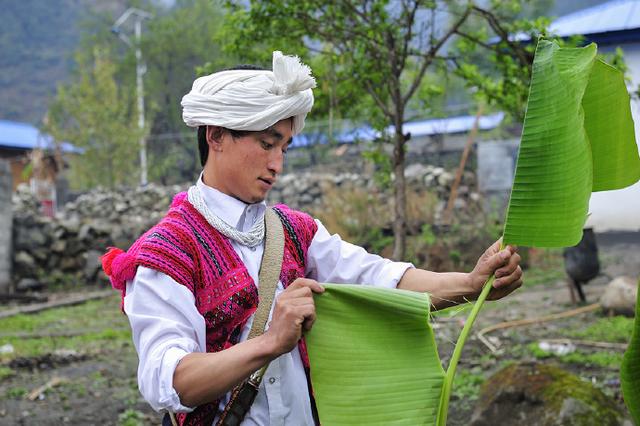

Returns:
187,185,265,247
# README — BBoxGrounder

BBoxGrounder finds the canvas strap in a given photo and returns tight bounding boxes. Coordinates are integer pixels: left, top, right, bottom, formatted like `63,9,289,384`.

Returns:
215,208,285,426
248,207,285,340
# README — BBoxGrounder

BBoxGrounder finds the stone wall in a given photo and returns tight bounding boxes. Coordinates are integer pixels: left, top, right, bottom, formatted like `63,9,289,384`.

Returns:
10,167,478,290
0,159,12,293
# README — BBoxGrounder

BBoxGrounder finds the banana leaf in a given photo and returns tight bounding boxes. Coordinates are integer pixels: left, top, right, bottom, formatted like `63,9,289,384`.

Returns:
305,39,640,425
503,40,640,247
621,279,640,423
305,284,444,425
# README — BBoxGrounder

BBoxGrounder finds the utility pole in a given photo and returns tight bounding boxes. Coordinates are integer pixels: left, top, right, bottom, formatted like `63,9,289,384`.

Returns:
112,8,152,186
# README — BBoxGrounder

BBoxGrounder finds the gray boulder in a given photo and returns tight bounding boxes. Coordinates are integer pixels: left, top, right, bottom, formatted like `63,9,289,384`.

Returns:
600,276,638,317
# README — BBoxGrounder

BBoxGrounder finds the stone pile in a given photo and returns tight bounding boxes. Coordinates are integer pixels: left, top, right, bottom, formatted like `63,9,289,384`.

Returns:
11,167,477,290
270,164,478,212
11,183,185,291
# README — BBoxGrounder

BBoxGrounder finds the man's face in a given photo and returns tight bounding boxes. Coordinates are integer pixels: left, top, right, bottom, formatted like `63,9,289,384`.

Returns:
211,118,293,204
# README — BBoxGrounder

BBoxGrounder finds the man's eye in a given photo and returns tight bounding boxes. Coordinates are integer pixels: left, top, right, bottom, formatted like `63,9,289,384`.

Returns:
260,141,273,150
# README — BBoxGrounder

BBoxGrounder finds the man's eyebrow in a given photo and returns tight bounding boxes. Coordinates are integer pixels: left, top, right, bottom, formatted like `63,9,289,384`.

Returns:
263,127,284,140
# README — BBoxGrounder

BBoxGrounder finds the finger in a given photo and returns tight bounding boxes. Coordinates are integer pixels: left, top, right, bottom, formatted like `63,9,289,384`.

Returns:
280,286,314,300
494,266,523,288
481,248,511,274
279,298,316,308
287,278,325,293
495,253,521,278
483,238,502,257
303,307,317,331
489,274,523,300
295,304,317,330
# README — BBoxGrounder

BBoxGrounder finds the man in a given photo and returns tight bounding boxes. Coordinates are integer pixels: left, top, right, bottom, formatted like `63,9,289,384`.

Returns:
102,51,522,426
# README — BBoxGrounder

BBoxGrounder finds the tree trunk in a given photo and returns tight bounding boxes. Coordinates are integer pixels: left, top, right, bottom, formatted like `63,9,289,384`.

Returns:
392,127,407,260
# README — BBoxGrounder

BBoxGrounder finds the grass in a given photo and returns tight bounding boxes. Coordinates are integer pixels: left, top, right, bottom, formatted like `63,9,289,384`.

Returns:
0,366,15,380
0,294,131,361
528,342,624,369
118,408,146,426
452,368,485,401
566,315,634,343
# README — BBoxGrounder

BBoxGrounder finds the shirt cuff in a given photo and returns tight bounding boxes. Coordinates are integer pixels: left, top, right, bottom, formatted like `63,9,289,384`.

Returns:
157,346,195,413
380,262,415,289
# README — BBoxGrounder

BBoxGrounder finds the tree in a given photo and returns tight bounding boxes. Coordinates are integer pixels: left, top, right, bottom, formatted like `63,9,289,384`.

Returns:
226,1,475,260
45,46,143,189
137,0,235,184
44,0,237,186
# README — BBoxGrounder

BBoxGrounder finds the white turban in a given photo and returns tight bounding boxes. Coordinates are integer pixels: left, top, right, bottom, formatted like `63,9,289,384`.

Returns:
181,51,315,135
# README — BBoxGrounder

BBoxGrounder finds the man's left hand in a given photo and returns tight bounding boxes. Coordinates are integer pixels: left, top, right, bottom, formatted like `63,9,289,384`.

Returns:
468,239,523,301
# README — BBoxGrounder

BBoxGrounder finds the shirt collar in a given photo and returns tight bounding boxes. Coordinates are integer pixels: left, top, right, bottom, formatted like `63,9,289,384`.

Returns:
196,173,266,230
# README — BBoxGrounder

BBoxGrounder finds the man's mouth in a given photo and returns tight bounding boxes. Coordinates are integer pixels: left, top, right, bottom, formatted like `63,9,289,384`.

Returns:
258,177,275,186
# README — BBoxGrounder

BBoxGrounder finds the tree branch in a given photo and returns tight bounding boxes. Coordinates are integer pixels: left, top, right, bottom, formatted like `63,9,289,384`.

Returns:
402,5,471,106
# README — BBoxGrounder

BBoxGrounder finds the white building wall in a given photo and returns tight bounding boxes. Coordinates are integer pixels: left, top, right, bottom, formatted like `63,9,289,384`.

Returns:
586,43,640,232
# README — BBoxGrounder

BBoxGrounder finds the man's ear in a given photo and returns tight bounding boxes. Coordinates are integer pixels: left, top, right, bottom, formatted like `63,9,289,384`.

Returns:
206,126,224,152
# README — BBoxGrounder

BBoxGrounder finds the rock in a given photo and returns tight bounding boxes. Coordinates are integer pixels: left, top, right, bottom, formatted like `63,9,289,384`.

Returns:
51,240,66,253
14,226,47,250
600,276,638,316
16,278,44,292
83,250,103,282
470,362,625,426
15,251,36,269
405,163,428,180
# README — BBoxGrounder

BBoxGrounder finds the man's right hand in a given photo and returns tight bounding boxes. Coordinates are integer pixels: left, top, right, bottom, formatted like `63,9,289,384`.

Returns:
264,278,324,356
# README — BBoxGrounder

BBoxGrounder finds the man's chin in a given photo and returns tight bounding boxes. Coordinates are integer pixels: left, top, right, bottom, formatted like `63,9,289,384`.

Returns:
237,192,268,205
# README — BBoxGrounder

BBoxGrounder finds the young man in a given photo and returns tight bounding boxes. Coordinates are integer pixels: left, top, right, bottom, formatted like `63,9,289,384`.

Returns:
103,52,522,426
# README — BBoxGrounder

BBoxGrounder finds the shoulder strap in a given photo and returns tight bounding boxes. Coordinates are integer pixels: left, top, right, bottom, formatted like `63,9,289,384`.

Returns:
248,208,285,340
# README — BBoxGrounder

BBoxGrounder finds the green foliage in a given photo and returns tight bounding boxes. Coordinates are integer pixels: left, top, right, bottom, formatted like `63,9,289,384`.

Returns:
40,0,238,187
621,279,640,423
361,145,392,189
139,0,235,184
45,46,143,189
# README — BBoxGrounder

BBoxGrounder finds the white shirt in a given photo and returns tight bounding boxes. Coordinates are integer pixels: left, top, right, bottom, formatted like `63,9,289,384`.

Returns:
124,177,413,425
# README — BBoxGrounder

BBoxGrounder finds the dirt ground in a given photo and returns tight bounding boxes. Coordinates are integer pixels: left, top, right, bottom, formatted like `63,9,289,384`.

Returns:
0,231,638,426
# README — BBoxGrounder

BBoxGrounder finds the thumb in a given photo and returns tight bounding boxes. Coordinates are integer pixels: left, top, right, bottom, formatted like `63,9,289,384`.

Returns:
482,248,511,274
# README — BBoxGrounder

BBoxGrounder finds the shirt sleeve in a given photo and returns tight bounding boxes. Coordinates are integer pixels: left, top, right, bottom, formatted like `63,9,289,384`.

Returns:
305,219,414,288
124,266,207,413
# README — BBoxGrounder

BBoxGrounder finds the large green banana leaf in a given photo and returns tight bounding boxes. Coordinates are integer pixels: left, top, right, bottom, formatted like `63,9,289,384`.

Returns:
305,39,640,426
621,279,640,423
503,39,640,247
305,284,444,425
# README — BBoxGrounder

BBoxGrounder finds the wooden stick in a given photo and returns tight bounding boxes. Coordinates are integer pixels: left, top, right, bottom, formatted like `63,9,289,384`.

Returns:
442,104,484,225
27,376,68,401
541,338,627,351
0,290,113,320
476,303,600,352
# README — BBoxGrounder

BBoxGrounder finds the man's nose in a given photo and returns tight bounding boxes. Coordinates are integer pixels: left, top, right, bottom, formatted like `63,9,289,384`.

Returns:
267,150,284,175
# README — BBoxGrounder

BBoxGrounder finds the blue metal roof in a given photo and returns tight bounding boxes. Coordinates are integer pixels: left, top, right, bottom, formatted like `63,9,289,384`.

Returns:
293,112,504,148
0,120,78,153
399,112,504,137
549,0,640,38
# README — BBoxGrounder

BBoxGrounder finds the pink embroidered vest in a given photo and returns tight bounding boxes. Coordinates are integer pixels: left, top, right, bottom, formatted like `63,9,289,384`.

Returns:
101,192,318,426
